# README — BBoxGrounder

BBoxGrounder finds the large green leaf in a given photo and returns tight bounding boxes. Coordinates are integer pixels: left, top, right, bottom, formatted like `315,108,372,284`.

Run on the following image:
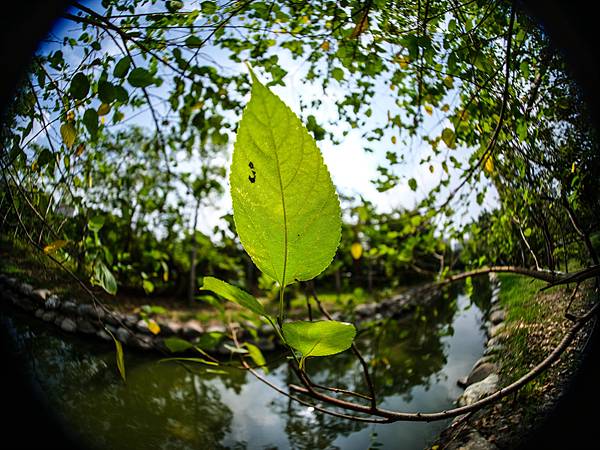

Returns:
230,69,341,288
200,276,266,317
282,320,356,362
92,260,117,295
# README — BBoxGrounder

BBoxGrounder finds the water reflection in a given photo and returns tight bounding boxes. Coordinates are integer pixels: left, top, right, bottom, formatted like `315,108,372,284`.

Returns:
1,282,489,449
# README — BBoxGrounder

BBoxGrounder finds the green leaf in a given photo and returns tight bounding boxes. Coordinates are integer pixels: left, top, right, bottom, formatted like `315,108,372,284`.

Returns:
60,122,76,148
223,343,249,354
113,57,131,78
185,36,203,48
142,279,154,294
69,72,90,99
201,1,217,14
159,357,218,366
331,67,344,81
408,177,417,191
244,342,268,372
163,337,195,353
201,276,266,317
231,69,341,288
88,215,105,232
111,333,126,382
441,128,456,149
282,320,356,362
93,260,117,295
98,80,116,103
128,67,155,88
83,108,98,140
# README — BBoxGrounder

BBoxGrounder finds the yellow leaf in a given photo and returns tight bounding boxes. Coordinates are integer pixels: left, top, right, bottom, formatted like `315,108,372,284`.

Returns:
66,110,75,121
148,319,161,335
320,40,330,51
391,135,397,144
43,240,68,254
429,164,434,173
351,242,363,260
163,270,169,282
441,104,450,112
60,122,77,148
75,143,85,157
100,116,106,124
484,155,494,173
397,55,409,69
571,162,576,173
424,104,433,116
443,75,454,88
31,161,38,172
97,103,111,116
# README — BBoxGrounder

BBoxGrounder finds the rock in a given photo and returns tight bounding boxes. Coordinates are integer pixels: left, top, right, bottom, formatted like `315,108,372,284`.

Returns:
483,344,502,356
457,374,499,407
15,296,35,311
61,301,78,315
34,308,45,318
446,429,498,450
488,322,506,338
123,314,138,328
116,327,133,344
97,329,111,341
54,314,65,327
45,295,61,310
489,309,506,324
77,318,96,334
472,355,494,370
6,277,18,287
136,319,151,334
157,320,179,336
19,282,34,296
132,334,154,350
457,376,469,388
31,288,52,302
60,318,77,333
466,362,498,386
486,337,503,348
354,303,377,317
42,311,56,322
77,303,95,317
104,313,120,326
182,320,204,339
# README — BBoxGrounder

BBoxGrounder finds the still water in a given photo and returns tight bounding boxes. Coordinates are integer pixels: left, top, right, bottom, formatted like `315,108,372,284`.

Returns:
1,284,489,449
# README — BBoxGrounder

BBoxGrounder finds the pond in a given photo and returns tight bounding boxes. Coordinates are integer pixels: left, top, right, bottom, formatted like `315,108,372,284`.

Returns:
0,282,490,450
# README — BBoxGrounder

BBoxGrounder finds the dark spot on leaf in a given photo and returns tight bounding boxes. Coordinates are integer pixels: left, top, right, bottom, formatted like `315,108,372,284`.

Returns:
249,173,256,183
249,161,254,169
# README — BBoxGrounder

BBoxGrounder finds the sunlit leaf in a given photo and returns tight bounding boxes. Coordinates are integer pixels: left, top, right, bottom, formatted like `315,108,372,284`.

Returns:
244,342,267,372
230,69,341,289
201,277,266,317
351,242,363,260
282,320,356,367
109,332,126,382
441,128,456,149
92,260,117,295
43,239,68,253
60,122,76,148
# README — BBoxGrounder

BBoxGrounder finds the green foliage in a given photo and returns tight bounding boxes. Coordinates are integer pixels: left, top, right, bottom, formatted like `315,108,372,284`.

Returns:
230,69,341,290
282,320,356,368
200,276,266,317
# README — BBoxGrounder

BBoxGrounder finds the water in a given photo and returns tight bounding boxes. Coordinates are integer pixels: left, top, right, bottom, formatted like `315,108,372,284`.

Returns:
0,284,489,449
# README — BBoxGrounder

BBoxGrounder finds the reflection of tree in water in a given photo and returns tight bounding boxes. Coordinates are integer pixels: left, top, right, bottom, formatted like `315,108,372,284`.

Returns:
3,313,234,450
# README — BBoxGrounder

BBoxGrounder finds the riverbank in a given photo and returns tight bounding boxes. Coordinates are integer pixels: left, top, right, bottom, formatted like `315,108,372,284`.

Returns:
432,273,595,449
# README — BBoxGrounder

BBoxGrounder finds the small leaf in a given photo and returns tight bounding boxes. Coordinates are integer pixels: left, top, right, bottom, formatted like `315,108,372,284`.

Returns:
83,108,99,140
443,75,454,88
223,343,249,354
159,357,218,366
185,35,203,48
128,67,155,88
441,128,456,149
113,56,131,78
142,279,154,294
320,40,330,51
408,177,418,191
391,135,397,144
351,242,363,260
147,320,161,335
163,337,195,353
349,9,369,39
201,277,266,317
92,260,117,295
43,239,68,253
282,320,356,359
97,103,111,116
110,332,126,382
88,215,105,232
484,155,494,173
331,67,344,81
244,342,267,372
424,105,433,116
69,72,90,99
201,1,217,14
60,122,76,148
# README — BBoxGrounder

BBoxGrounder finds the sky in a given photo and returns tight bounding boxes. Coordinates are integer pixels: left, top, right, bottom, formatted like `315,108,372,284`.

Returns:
35,0,498,238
